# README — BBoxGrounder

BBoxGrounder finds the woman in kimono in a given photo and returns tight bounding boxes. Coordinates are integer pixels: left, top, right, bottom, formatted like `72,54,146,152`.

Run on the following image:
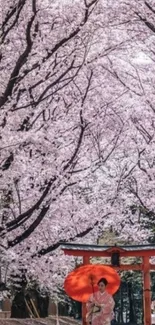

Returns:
86,278,115,325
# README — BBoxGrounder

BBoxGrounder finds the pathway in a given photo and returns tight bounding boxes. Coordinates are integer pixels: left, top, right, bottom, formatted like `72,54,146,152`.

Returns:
0,316,81,325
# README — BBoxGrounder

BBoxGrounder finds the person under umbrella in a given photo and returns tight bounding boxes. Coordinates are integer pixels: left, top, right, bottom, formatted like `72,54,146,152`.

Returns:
64,264,120,325
86,277,115,325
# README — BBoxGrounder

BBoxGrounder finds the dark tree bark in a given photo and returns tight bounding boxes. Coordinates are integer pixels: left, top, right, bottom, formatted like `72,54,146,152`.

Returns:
11,290,29,318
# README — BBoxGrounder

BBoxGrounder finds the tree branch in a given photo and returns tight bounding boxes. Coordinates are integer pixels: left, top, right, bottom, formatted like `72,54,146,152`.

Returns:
5,177,56,232
0,0,37,108
2,0,26,42
34,220,99,257
8,204,50,247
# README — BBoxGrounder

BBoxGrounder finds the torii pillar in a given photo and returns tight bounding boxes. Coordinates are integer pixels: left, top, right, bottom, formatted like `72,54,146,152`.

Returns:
143,256,151,325
82,256,90,325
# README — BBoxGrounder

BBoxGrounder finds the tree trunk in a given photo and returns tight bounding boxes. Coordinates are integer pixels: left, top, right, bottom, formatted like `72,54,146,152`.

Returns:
11,291,29,318
128,282,136,323
36,294,49,318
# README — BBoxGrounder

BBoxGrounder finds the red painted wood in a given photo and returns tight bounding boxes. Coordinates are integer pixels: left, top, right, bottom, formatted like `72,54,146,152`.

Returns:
63,248,155,257
143,256,151,325
82,255,90,325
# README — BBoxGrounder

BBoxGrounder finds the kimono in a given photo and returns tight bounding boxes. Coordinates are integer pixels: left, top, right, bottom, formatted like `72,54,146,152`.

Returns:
86,291,115,325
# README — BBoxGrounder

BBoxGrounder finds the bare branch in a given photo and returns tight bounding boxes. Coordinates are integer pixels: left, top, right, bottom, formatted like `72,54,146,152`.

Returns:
2,0,26,42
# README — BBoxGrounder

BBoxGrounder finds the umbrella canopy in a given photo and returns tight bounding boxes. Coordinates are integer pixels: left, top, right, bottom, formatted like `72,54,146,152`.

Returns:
64,264,121,302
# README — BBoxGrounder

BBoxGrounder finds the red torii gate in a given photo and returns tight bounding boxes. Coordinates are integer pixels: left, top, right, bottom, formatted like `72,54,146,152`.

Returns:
61,243,155,325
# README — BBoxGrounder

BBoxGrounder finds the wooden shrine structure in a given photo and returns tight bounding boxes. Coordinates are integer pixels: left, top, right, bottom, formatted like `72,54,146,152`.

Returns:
61,243,155,325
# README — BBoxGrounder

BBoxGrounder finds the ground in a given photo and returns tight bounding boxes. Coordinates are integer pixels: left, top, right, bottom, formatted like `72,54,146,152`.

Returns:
0,317,80,325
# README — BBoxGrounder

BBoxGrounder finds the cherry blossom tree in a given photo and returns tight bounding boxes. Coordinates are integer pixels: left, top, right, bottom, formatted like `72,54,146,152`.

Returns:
1,0,155,295
100,0,155,241
0,0,123,293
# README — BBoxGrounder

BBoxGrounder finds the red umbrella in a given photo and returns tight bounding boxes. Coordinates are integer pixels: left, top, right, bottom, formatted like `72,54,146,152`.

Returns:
64,264,121,302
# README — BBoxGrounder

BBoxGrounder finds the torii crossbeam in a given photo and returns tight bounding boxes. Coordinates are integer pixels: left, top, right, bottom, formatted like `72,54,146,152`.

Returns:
61,243,155,325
